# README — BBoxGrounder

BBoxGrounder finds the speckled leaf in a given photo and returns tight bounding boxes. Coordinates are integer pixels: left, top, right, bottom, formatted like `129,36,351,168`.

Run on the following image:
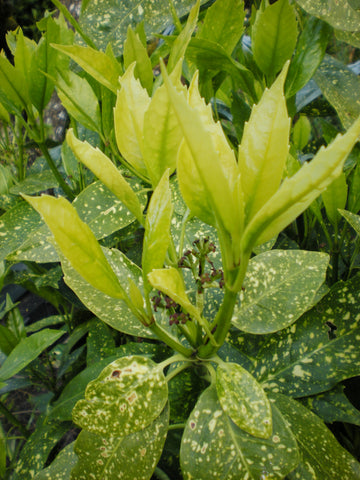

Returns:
24,194,126,300
216,362,272,439
114,64,150,180
238,63,290,223
233,250,329,334
51,44,122,94
336,29,360,48
241,115,360,251
254,274,360,397
79,0,208,55
285,17,331,99
33,442,77,480
339,209,360,235
0,329,65,382
299,384,360,426
7,224,58,263
124,27,153,95
272,392,360,480
67,130,144,224
314,55,360,129
72,356,168,437
180,385,299,479
197,0,244,56
252,0,298,78
322,173,347,226
10,171,59,195
86,320,115,366
0,201,43,262
55,70,101,133
71,405,169,480
142,172,173,291
13,421,69,480
61,247,153,338
294,0,360,32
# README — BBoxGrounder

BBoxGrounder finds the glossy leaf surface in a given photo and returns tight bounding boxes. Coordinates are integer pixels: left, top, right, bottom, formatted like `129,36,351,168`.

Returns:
295,0,360,32
238,63,290,223
71,405,169,480
216,362,272,438
72,356,168,437
273,393,360,479
339,209,360,235
233,250,329,334
33,443,77,480
180,385,299,479
241,115,360,251
252,0,298,78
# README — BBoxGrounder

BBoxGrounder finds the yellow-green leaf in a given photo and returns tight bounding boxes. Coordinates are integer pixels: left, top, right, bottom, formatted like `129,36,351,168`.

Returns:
241,115,360,252
114,63,150,180
124,26,153,95
322,172,348,226
24,194,126,299
66,129,144,225
239,62,290,223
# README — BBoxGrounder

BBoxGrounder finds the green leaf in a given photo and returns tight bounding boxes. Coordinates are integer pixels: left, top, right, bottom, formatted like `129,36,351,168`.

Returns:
142,171,173,291
314,55,360,129
0,329,65,382
10,171,59,195
197,0,245,56
299,384,360,426
239,63,290,223
0,325,18,355
0,54,28,113
252,0,298,78
61,247,152,337
13,420,69,480
254,274,360,397
233,250,329,334
124,26,153,95
78,0,208,55
67,130,144,225
54,71,101,134
292,115,312,151
241,115,360,251
339,209,360,235
72,355,168,437
216,362,272,439
71,405,169,480
272,392,360,479
167,0,200,73
86,320,116,366
285,17,331,98
24,194,126,300
180,385,299,479
294,0,360,32
33,442,77,480
322,173,348,226
336,29,360,48
143,63,185,187
51,44,122,94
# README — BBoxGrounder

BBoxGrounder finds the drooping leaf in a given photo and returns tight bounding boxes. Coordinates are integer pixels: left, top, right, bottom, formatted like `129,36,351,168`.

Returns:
197,0,245,56
67,130,144,225
24,194,126,300
322,173,348,226
238,62,290,223
294,0,360,32
71,405,169,480
314,55,360,129
124,26,153,95
78,0,208,55
72,356,168,437
216,362,272,439
233,250,329,334
254,274,360,397
13,420,69,480
33,442,77,480
240,115,360,252
142,171,173,291
0,329,65,382
51,44,122,94
180,385,299,479
272,392,360,479
252,0,298,78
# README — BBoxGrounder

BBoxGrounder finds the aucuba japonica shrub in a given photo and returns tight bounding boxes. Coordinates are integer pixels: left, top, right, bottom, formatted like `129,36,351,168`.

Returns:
1,0,360,479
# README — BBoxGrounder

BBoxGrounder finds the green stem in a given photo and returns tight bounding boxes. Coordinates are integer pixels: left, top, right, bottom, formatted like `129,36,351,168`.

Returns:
167,0,182,33
0,401,30,438
38,142,75,200
149,322,194,357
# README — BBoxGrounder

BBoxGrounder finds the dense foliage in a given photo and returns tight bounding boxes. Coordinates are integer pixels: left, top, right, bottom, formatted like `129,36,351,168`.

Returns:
1,0,360,479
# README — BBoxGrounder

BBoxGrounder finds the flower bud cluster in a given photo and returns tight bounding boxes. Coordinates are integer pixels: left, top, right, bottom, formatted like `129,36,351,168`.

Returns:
151,291,191,326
